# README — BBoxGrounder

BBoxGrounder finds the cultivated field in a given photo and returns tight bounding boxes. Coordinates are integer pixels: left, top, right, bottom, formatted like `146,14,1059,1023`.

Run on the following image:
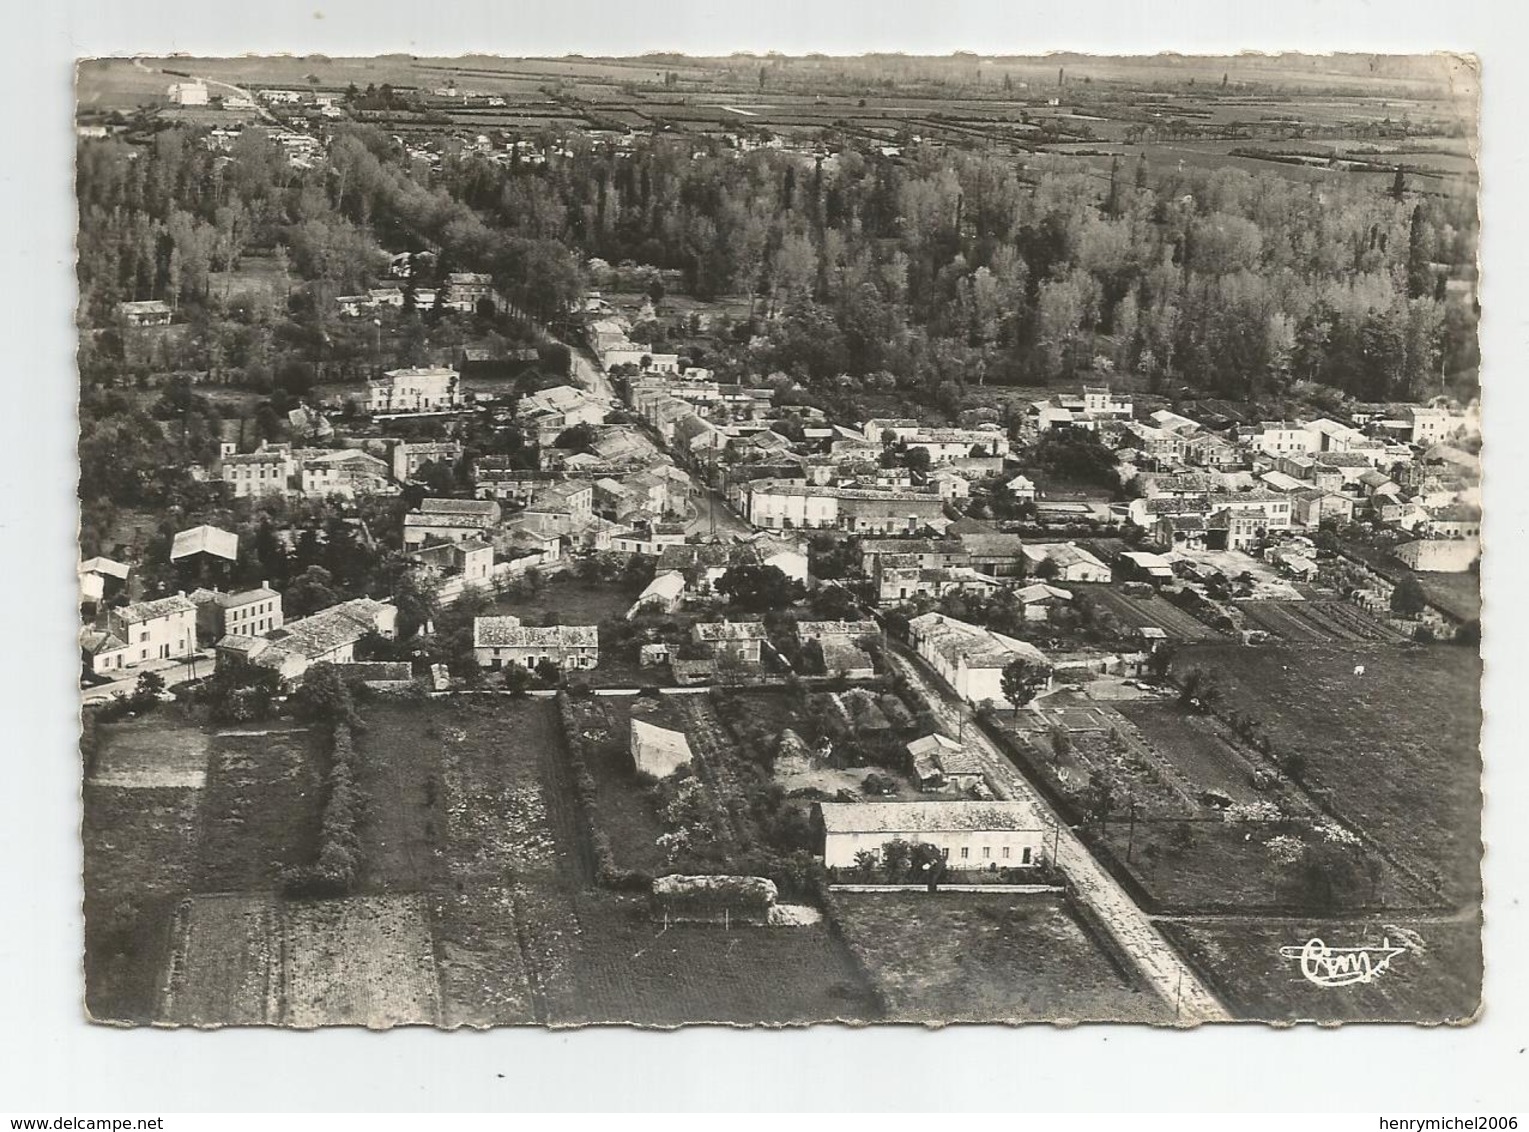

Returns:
1239,600,1402,643
1160,915,1481,1024
1079,586,1224,641
160,893,444,1028
281,897,442,1028
159,894,281,1025
991,700,1425,912
1173,643,1482,906
832,891,1168,1023
353,696,879,1026
561,694,675,872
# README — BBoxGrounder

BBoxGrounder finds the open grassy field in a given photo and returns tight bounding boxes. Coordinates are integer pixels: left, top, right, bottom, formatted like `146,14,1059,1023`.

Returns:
1160,915,1481,1024
88,714,209,788
83,783,202,1022
563,890,877,1026
83,714,210,1022
485,575,641,626
193,727,325,892
832,891,1168,1023
1173,643,1482,906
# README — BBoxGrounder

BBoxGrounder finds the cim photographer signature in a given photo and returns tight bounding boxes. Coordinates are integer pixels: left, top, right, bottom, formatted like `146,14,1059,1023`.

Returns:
1279,938,1408,987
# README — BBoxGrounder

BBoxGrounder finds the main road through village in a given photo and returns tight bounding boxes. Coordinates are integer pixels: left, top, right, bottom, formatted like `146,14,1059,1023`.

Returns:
884,648,1232,1024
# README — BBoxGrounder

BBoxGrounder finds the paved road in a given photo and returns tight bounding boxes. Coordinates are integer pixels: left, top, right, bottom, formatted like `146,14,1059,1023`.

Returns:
81,649,217,705
567,344,617,402
885,647,1232,1024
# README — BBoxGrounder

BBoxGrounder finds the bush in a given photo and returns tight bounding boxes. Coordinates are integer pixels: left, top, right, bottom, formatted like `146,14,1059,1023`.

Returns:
283,719,366,897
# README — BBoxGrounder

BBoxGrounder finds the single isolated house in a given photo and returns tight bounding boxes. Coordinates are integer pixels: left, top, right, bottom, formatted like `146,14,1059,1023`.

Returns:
816,801,1048,870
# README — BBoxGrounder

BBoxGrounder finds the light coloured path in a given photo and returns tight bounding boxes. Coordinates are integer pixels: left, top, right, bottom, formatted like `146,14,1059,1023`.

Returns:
567,344,617,401
885,647,1232,1024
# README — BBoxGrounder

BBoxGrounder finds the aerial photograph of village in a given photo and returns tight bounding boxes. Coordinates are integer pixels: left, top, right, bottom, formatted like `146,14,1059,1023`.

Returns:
74,50,1481,1028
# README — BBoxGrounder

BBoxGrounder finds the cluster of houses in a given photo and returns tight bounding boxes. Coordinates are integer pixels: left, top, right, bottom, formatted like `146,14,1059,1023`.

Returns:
1105,404,1481,573
586,305,680,374
1016,384,1482,576
335,273,493,320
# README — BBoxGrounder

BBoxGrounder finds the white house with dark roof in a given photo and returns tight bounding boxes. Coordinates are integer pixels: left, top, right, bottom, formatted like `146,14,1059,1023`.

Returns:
472,616,599,671
403,497,502,546
364,366,461,414
691,620,768,663
392,439,465,483
816,801,1047,870
78,556,130,606
118,300,173,327
80,628,131,676
106,594,198,667
1018,542,1111,583
905,733,987,791
300,449,393,498
221,444,295,498
906,612,1051,708
189,585,283,643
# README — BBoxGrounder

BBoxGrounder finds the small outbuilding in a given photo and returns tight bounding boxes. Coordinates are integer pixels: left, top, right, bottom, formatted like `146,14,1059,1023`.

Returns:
630,718,693,778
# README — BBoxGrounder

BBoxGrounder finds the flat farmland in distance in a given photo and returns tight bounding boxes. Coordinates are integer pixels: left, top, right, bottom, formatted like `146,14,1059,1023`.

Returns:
833,892,1168,1023
1173,643,1482,905
1160,916,1481,1024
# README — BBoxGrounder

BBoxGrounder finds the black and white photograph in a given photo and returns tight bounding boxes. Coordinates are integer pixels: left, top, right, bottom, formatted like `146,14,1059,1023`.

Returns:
70,46,1487,1032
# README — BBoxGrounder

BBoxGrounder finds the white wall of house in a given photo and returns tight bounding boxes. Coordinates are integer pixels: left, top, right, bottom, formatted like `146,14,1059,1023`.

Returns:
107,609,196,667
823,827,1047,869
475,645,599,670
